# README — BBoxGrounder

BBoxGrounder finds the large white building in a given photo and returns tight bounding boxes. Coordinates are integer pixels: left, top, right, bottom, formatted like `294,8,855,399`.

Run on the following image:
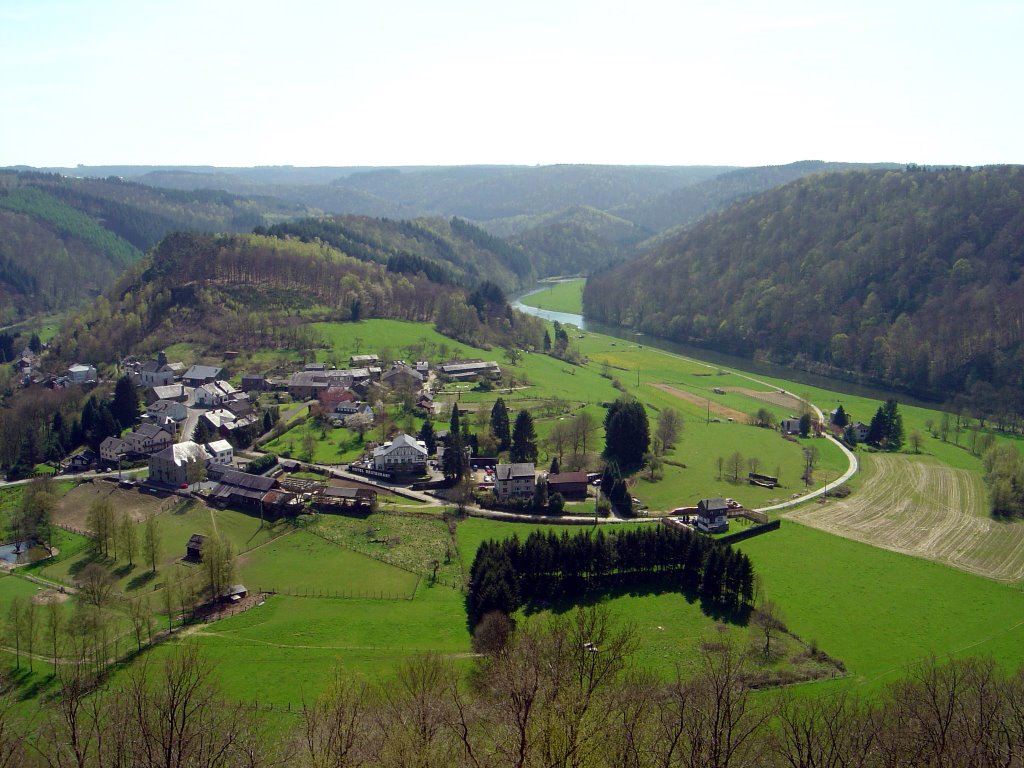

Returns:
371,433,428,473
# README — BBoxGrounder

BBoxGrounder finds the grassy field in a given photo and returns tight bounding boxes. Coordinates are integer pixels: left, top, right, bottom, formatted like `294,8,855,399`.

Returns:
311,511,463,585
235,530,420,598
160,581,471,704
518,279,585,314
740,521,1024,689
261,419,366,464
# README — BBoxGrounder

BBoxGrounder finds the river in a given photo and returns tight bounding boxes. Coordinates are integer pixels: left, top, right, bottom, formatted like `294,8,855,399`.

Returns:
511,284,939,409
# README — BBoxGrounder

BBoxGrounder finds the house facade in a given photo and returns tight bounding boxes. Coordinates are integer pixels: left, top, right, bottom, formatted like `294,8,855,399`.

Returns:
371,433,428,473
696,498,730,533
148,441,210,487
181,365,224,387
546,471,588,499
124,424,174,454
68,363,97,384
139,361,175,387
495,463,536,499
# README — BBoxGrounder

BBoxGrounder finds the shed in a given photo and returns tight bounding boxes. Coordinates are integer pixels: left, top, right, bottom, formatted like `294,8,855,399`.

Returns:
221,584,248,602
546,471,589,499
185,533,207,562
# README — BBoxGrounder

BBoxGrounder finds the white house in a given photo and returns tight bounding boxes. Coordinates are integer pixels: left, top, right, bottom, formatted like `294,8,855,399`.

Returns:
696,498,730,533
146,399,187,423
495,463,536,499
205,439,234,466
67,363,97,384
371,433,428,473
851,421,871,442
100,436,130,464
139,359,176,387
124,424,174,455
194,380,238,408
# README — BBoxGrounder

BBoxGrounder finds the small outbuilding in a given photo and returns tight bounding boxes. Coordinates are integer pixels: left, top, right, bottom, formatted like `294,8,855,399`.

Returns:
185,533,207,562
222,584,248,602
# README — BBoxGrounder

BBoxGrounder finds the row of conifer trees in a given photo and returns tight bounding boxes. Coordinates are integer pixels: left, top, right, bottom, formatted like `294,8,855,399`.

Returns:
467,524,754,626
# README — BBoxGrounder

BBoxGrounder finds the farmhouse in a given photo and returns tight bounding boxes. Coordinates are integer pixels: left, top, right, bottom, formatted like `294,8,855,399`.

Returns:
148,383,187,404
241,374,267,392
205,439,233,466
148,441,210,487
208,468,277,508
495,463,536,499
100,436,130,464
181,365,224,387
780,417,803,435
382,363,424,390
67,363,97,384
194,380,238,407
696,498,730,534
439,360,501,381
546,471,589,499
851,421,870,442
138,359,176,387
66,448,97,471
146,399,187,424
124,424,175,455
372,433,428,473
349,354,380,366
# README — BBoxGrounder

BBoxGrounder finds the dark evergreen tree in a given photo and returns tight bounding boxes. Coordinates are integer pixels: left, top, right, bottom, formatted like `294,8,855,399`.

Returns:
603,398,650,473
799,413,811,438
110,374,140,430
192,418,214,445
510,410,538,463
549,456,560,475
533,477,548,514
832,404,849,427
490,398,511,451
418,419,436,455
442,406,467,480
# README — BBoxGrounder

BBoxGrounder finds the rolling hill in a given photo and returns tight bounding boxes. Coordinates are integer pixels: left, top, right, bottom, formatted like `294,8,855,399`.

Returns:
0,170,316,321
584,165,1024,409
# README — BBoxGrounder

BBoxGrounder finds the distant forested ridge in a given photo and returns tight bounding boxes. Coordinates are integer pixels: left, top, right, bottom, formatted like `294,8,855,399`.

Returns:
259,214,533,292
50,230,544,365
0,170,316,320
585,166,1024,409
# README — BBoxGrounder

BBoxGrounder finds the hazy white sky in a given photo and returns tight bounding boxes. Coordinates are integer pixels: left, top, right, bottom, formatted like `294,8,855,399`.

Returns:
2,0,1020,167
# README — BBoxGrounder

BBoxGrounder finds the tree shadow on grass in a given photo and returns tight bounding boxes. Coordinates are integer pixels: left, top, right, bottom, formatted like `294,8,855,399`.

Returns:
113,562,136,579
519,574,752,627
127,570,157,590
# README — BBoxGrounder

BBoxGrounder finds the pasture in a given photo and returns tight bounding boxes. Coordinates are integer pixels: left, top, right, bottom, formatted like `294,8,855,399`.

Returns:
739,521,1024,689
235,530,420,598
518,279,585,314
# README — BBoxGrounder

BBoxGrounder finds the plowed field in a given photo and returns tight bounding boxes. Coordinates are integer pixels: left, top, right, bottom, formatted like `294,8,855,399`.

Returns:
787,454,1024,582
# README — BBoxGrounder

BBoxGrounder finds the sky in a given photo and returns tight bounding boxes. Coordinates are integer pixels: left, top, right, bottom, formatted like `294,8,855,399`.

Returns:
1,0,1021,168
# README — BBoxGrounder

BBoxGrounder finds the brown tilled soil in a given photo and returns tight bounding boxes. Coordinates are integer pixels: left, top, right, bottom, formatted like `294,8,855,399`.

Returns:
649,383,749,422
724,387,804,413
54,481,170,530
787,453,1024,582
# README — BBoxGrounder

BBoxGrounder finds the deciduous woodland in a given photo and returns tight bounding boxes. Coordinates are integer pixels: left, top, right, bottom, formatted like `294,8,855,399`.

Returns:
3,612,1022,767
585,166,1024,413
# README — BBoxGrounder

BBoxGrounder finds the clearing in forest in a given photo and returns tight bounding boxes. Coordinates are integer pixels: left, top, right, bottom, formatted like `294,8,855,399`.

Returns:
787,453,1024,582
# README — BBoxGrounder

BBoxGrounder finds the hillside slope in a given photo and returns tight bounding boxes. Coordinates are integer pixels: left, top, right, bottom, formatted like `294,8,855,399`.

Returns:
0,171,316,320
584,166,1024,407
50,231,544,366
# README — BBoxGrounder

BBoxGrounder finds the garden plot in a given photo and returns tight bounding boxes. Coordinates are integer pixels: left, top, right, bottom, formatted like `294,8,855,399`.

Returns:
53,481,171,529
787,454,1024,582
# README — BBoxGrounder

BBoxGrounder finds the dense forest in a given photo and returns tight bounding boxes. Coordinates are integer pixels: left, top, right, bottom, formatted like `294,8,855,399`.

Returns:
585,166,1024,411
0,171,316,319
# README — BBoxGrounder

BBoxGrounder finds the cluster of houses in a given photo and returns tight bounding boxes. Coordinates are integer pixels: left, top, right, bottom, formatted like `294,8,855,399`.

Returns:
10,348,98,390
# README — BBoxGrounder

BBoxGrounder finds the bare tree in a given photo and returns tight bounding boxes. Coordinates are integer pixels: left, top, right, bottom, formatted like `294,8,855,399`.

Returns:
753,600,786,660
46,599,65,672
300,672,374,768
727,451,744,483
144,514,160,574
76,563,116,610
656,407,684,452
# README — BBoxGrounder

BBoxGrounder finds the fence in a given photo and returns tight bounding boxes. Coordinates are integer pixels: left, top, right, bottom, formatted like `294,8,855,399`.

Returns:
247,584,418,601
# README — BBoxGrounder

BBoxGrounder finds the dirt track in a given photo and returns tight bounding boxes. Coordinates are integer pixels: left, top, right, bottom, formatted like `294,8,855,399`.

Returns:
649,383,748,422
787,454,1024,582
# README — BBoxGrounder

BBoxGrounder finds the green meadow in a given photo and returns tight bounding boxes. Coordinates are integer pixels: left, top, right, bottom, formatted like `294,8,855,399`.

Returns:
518,279,585,314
